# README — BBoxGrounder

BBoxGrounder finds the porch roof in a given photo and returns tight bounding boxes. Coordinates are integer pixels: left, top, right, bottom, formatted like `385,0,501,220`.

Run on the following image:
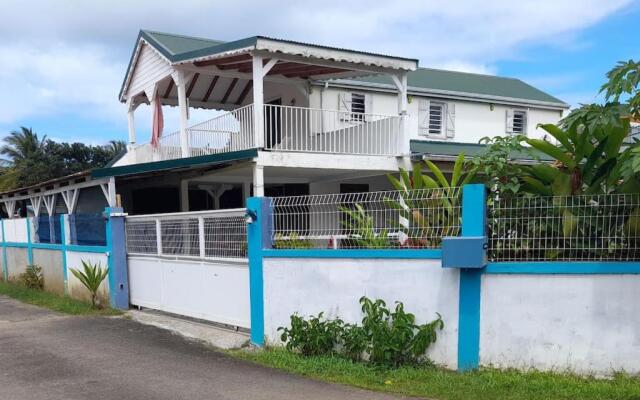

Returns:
120,30,418,102
91,148,258,179
410,139,554,163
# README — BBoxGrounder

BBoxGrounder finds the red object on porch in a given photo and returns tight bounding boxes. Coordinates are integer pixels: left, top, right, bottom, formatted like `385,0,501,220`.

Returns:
151,95,164,148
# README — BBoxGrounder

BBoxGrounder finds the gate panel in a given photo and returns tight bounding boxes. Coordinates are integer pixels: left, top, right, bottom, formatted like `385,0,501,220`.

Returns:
126,209,250,329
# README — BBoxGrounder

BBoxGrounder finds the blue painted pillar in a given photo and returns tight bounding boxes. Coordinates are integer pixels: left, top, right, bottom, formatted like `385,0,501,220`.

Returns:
457,184,486,371
105,207,129,309
247,197,272,346
26,217,34,265
1,219,7,281
60,215,69,294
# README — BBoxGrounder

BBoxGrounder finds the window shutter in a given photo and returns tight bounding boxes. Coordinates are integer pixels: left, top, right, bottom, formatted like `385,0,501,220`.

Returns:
338,92,351,121
418,99,430,136
505,109,514,134
364,94,373,122
445,103,455,138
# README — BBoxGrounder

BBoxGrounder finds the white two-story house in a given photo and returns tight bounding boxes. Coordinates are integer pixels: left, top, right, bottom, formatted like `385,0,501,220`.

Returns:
0,30,568,217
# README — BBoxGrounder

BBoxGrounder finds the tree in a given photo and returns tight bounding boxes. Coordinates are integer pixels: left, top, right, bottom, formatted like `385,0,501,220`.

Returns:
0,127,126,190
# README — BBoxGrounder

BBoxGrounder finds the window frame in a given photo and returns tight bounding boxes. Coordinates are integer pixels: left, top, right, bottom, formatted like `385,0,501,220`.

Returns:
419,100,447,137
510,109,528,135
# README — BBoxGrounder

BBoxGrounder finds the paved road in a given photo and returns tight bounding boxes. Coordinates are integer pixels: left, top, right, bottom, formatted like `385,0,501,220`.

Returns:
0,296,404,400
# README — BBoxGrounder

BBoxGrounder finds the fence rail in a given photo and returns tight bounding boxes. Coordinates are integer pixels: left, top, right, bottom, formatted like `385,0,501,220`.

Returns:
270,188,461,249
125,208,247,260
488,194,640,262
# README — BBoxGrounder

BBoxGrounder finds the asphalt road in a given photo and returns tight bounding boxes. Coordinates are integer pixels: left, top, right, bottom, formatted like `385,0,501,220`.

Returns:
0,295,404,400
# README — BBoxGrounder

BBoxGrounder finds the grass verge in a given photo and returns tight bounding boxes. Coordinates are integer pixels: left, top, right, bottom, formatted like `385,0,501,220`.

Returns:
229,347,640,400
0,280,121,316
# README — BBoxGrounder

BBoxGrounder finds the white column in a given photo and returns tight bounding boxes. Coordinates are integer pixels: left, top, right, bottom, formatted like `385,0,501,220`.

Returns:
127,98,136,146
243,181,251,205
174,71,190,158
180,179,189,212
392,72,409,156
253,164,264,197
252,55,265,149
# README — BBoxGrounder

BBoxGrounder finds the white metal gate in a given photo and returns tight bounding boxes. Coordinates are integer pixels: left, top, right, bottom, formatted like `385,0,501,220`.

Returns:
125,209,250,329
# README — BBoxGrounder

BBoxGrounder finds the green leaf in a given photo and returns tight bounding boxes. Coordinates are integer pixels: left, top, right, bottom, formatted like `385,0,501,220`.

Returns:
450,153,465,187
538,124,574,152
525,138,576,169
425,160,449,188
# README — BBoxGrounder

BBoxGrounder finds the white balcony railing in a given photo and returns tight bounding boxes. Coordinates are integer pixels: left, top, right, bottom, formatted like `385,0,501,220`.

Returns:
263,104,400,156
130,103,400,163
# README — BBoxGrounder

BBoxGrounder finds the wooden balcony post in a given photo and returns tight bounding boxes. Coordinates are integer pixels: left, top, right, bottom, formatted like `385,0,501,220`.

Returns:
126,98,136,146
392,72,409,156
173,70,191,158
252,55,265,149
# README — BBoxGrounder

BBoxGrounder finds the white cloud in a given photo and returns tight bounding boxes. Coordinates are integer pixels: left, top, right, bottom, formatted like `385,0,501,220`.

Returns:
0,0,634,135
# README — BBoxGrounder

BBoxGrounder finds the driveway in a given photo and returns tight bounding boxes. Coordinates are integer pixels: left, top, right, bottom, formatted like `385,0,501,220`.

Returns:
0,296,404,400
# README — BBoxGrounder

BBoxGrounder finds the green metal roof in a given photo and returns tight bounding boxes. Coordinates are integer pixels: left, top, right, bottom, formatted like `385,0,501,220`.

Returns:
91,149,258,178
332,68,568,107
410,140,553,162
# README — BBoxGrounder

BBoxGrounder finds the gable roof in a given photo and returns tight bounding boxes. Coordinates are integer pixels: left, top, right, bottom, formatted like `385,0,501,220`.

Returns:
321,68,569,109
120,30,418,101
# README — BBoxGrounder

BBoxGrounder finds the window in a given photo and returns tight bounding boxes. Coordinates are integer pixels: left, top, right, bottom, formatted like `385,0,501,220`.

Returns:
419,100,453,137
338,92,369,122
350,93,366,121
507,109,528,135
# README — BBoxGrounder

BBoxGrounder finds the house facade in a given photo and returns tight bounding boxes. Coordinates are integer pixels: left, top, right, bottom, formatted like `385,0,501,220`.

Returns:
0,30,568,218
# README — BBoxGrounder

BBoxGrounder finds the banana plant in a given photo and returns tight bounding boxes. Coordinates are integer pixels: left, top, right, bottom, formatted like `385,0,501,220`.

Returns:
522,120,640,240
386,154,475,246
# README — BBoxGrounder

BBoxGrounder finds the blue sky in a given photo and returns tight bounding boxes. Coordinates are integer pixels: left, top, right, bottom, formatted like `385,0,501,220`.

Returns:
0,0,638,146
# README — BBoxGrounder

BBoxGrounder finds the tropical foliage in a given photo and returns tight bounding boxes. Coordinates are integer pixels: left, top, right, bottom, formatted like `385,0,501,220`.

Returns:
386,154,474,247
278,297,443,367
0,127,125,190
70,260,109,308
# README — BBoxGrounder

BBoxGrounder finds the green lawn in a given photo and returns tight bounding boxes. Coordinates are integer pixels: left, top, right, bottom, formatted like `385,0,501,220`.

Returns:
230,347,640,400
0,280,121,316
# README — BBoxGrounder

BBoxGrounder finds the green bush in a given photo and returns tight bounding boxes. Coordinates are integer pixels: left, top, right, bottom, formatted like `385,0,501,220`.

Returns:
278,296,444,367
272,232,314,249
278,312,343,356
20,264,44,290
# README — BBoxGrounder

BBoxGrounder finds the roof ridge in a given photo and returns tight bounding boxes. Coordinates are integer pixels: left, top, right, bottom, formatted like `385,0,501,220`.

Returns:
141,29,226,44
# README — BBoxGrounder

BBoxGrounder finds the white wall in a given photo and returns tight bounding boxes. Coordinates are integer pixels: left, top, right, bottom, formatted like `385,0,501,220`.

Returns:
263,257,459,368
66,251,110,304
480,274,640,375
310,87,564,144
128,256,250,328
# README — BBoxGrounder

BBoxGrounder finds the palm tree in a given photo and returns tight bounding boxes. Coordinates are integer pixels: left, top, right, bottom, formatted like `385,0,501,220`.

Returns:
106,140,127,156
0,127,47,165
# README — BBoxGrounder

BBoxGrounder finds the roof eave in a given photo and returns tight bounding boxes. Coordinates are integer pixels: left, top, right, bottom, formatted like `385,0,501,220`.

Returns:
314,79,570,110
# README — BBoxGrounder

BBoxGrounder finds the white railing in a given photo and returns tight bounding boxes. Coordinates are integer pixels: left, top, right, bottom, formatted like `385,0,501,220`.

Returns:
129,103,401,163
131,104,255,163
263,104,400,156
125,208,247,261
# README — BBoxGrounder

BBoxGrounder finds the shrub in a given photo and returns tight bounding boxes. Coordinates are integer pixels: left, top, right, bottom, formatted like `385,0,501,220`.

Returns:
278,296,444,367
278,312,343,356
272,232,314,249
70,260,109,308
20,264,44,289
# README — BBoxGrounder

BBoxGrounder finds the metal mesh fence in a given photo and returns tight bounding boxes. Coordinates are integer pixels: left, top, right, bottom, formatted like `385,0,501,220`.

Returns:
270,188,461,249
488,194,640,261
125,209,247,259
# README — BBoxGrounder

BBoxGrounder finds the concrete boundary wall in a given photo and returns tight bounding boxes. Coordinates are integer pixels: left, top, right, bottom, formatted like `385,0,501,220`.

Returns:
263,256,459,368
0,209,129,309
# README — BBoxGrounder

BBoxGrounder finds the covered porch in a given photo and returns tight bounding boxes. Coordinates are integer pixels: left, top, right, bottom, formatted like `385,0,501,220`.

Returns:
118,32,417,195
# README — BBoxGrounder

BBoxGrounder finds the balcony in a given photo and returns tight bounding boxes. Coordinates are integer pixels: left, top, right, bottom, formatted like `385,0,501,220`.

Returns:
130,104,401,163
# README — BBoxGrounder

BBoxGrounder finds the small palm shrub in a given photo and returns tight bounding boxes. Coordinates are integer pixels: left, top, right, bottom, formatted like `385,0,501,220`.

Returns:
70,260,109,308
20,264,44,289
278,296,443,367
